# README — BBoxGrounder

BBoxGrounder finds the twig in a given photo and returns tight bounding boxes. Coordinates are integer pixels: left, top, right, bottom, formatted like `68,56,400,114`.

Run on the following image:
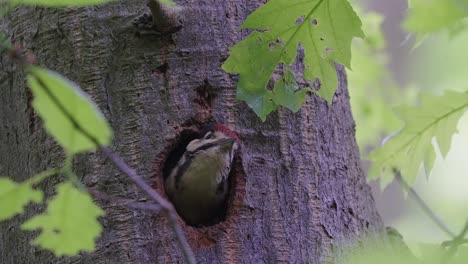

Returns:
442,238,468,248
394,170,455,238
6,43,196,264
441,221,468,263
100,147,195,263
26,168,60,185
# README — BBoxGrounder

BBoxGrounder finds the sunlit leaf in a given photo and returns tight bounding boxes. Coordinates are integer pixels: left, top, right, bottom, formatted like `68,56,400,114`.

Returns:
369,91,468,187
223,0,363,120
0,177,43,221
27,66,112,154
22,182,104,256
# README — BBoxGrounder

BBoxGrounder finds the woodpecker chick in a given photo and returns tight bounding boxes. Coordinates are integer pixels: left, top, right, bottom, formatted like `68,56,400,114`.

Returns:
165,125,239,226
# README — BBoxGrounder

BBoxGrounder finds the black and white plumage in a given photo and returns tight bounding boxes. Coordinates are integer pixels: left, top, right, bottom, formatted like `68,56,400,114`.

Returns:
164,126,239,226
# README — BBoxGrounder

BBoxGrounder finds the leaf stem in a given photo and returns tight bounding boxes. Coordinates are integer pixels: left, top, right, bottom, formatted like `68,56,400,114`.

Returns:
62,155,86,191
26,168,61,185
394,170,455,238
441,221,468,263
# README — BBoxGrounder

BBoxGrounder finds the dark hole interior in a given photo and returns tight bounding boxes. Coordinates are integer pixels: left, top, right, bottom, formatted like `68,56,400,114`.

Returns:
162,129,200,180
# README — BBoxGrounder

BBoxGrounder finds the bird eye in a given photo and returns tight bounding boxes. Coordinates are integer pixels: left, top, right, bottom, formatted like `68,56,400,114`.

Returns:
204,132,214,139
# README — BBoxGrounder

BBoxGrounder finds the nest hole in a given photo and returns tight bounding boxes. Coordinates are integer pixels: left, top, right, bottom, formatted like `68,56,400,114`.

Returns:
156,126,245,234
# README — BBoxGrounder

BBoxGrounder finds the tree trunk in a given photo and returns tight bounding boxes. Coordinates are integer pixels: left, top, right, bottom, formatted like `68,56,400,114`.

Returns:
0,0,384,263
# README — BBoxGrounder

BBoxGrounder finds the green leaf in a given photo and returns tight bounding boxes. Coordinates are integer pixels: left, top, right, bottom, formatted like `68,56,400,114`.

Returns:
160,0,175,7
27,66,112,154
369,91,468,187
272,70,310,113
10,0,115,7
404,0,468,34
0,177,43,221
22,182,104,256
238,88,277,122
223,0,363,120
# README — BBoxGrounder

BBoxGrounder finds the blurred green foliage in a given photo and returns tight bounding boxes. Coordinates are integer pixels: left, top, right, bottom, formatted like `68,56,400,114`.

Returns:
347,242,468,264
404,0,468,35
347,7,417,153
369,91,468,187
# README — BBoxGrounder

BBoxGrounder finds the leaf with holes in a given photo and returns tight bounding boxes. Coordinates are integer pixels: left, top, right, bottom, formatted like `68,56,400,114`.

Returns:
22,182,104,256
0,177,43,221
27,66,112,154
223,0,363,120
272,70,310,112
369,91,468,187
10,0,115,7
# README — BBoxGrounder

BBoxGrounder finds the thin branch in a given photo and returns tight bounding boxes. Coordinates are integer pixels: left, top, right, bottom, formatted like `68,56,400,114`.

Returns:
442,238,468,248
63,155,87,191
394,171,456,238
6,43,196,264
27,168,61,185
100,147,173,211
441,221,468,263
100,147,195,263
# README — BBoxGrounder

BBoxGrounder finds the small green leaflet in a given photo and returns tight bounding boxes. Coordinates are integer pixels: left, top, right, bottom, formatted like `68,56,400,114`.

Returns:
0,178,43,221
404,0,468,34
223,0,363,121
369,91,468,187
27,66,112,154
22,182,104,256
9,0,115,7
160,0,175,7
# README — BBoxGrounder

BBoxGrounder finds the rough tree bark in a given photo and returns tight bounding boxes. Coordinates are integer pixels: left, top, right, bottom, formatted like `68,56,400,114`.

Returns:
0,0,384,263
